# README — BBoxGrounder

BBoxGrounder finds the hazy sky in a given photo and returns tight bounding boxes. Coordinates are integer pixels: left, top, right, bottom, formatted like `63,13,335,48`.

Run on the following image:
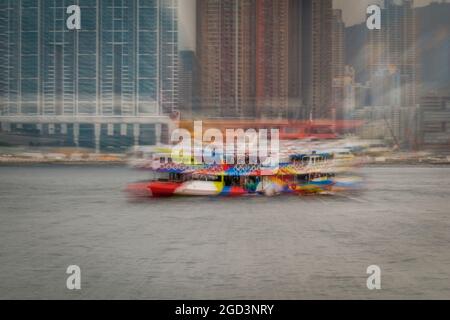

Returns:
334,0,443,26
178,0,442,50
178,0,196,50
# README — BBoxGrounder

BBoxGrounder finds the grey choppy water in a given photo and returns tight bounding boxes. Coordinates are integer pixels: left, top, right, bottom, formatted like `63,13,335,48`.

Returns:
0,165,450,299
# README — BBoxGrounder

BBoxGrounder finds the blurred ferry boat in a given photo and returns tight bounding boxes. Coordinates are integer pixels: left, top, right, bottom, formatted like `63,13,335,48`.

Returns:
126,149,360,198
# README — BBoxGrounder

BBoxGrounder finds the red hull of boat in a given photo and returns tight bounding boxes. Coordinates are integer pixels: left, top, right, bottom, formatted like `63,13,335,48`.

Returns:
126,182,152,197
228,187,247,197
148,181,182,197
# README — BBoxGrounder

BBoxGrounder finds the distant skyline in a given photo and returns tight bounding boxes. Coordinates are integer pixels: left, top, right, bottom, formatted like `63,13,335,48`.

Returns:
178,0,445,50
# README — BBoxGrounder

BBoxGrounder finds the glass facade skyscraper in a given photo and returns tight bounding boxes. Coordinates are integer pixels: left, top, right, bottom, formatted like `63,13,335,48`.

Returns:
0,0,178,117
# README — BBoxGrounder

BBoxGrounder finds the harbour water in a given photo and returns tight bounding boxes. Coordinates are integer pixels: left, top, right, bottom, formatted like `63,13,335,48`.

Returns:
0,165,449,299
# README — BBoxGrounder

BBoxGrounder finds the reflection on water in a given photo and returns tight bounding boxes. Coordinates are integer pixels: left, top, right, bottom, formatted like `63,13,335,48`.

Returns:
0,165,450,299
